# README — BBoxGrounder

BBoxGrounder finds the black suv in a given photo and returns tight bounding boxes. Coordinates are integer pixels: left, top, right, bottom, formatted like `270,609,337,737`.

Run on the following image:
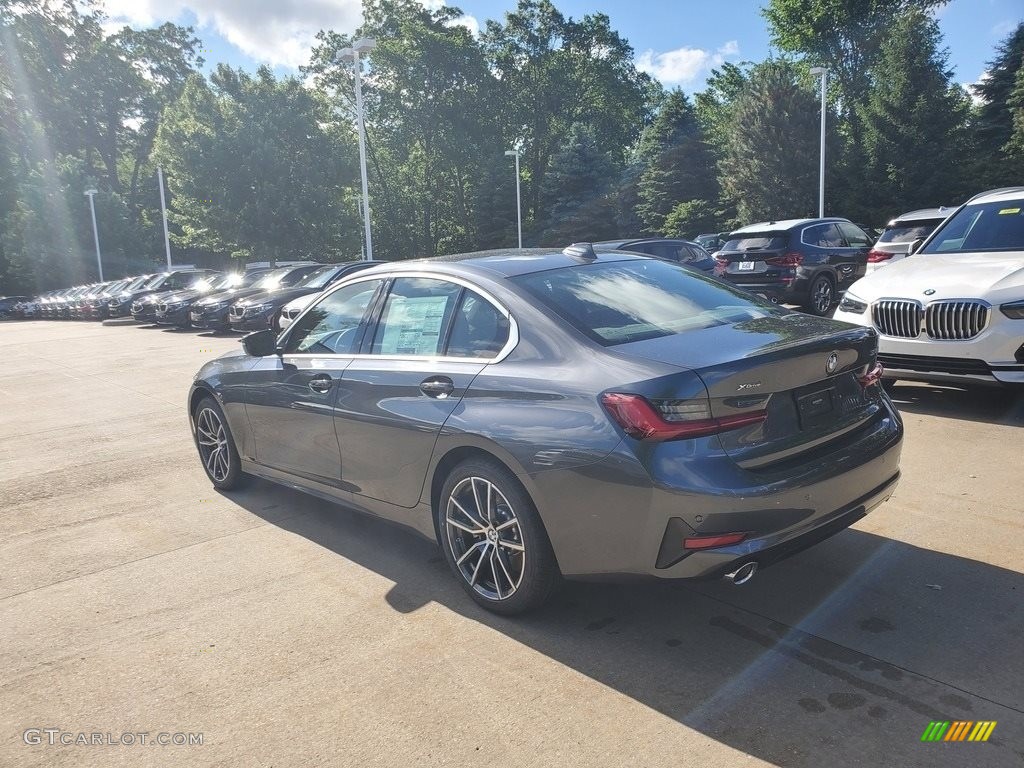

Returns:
713,218,872,315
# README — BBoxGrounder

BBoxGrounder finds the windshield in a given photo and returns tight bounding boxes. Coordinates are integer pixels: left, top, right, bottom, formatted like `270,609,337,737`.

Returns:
144,274,168,289
722,234,787,251
922,200,1024,254
253,268,291,290
512,260,778,346
879,221,943,244
296,265,343,289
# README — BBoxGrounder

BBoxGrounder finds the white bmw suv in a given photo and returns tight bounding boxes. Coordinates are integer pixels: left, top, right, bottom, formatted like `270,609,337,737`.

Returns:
833,187,1024,389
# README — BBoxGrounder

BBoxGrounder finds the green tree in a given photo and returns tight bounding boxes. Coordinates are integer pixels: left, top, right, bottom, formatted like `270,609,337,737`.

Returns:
662,199,720,240
972,23,1024,185
540,125,618,244
719,61,821,223
481,0,655,236
857,8,971,221
155,67,358,266
635,90,717,234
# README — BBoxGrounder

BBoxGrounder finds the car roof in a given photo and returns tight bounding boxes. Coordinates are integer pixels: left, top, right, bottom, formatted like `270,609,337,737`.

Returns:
730,217,851,235
350,247,650,279
888,207,954,225
964,187,1024,205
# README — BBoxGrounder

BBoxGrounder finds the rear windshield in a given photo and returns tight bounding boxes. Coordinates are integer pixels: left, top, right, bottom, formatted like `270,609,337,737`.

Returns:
878,221,942,243
512,260,779,346
922,199,1024,254
721,234,787,251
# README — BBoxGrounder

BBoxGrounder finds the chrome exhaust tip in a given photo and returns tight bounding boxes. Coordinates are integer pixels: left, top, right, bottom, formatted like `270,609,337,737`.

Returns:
724,561,758,585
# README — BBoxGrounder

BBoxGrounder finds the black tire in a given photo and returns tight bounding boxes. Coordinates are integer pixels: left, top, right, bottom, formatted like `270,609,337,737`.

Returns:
805,274,836,316
436,458,559,615
192,396,246,490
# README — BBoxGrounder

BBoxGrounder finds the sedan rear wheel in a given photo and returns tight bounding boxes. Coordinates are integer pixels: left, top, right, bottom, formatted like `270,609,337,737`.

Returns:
438,459,558,614
193,397,245,490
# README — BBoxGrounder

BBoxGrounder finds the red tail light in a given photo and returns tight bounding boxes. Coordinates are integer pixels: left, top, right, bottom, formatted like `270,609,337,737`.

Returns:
684,532,747,550
714,256,729,269
857,362,884,388
866,250,893,263
600,393,766,441
765,252,803,267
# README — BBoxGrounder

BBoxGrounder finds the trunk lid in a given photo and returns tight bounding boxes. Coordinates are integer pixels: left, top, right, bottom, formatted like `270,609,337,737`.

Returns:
714,233,790,283
615,313,882,469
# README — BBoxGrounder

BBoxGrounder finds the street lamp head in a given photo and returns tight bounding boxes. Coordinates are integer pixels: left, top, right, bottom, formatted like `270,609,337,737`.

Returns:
809,66,827,76
84,188,97,196
504,150,519,157
352,38,377,53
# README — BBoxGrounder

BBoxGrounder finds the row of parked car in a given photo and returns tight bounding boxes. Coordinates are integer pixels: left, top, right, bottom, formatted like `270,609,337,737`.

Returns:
0,204,965,328
6,261,384,332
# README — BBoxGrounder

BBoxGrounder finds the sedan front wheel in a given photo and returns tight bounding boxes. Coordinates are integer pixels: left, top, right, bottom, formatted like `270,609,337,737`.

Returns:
437,459,559,615
193,397,245,490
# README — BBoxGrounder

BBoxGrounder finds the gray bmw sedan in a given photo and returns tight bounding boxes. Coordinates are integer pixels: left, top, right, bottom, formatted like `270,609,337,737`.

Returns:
188,246,903,614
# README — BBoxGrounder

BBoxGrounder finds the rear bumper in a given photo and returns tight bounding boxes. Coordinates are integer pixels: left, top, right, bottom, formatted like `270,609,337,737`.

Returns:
530,400,903,579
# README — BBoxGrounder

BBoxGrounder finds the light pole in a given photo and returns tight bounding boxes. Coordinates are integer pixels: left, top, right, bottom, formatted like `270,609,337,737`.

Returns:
339,38,377,261
157,167,172,269
810,66,828,218
84,188,103,281
504,149,523,249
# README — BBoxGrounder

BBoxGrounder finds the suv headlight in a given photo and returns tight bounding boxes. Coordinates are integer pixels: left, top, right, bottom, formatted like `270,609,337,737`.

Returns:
1000,300,1024,319
838,293,868,314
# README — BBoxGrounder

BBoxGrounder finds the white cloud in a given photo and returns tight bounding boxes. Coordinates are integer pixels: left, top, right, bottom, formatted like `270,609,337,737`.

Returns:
636,40,740,86
101,0,363,69
963,70,990,107
448,14,480,36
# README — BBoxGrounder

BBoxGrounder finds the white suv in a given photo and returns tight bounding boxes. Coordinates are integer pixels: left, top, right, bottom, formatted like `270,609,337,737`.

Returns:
833,187,1024,388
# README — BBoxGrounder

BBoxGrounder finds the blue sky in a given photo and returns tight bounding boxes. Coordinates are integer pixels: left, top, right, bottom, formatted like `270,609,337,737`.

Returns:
102,0,1022,93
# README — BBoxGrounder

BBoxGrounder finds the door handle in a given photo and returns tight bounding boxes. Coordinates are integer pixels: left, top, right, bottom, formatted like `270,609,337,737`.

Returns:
308,374,333,393
420,376,455,399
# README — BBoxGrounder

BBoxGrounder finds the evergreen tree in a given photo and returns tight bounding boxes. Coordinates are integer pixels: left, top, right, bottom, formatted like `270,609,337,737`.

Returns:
857,8,970,221
540,125,618,245
719,61,820,224
635,90,717,234
973,23,1024,185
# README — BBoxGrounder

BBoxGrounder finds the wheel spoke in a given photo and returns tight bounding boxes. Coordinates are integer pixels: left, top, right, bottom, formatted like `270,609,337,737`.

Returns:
205,446,219,474
485,482,494,525
447,515,484,535
456,540,487,566
495,518,518,532
490,547,504,599
470,478,486,524
494,546,517,593
451,497,486,529
468,542,491,585
497,537,524,552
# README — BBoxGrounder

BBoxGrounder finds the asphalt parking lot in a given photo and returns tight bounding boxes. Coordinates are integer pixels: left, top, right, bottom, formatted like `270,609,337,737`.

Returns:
1,320,1022,767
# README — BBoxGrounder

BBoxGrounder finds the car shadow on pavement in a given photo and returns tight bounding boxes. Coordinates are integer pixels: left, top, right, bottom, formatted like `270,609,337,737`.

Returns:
227,480,1024,768
887,382,1024,427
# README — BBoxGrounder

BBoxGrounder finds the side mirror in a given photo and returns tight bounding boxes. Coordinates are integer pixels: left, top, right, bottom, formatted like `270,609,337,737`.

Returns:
907,238,924,256
241,328,280,357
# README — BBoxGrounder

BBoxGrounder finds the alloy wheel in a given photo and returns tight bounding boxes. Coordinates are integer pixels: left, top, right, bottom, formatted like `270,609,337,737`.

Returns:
444,476,525,601
813,279,833,314
196,407,230,483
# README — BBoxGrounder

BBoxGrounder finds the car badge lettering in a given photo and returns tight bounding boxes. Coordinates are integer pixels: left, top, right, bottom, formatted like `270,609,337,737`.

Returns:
736,382,762,391
826,352,839,374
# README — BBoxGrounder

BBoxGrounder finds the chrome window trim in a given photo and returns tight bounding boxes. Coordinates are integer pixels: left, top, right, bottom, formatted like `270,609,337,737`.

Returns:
278,271,520,363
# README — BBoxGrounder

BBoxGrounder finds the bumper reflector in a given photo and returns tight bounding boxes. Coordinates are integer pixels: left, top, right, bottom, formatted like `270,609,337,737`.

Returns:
683,532,747,550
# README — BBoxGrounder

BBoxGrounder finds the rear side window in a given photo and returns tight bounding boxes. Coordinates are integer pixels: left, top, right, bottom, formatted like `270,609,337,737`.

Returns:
371,278,463,356
878,221,942,243
512,260,779,346
802,223,845,247
838,222,872,247
722,234,787,251
446,292,510,358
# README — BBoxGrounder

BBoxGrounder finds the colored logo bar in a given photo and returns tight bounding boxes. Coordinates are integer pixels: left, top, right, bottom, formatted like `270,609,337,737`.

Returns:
921,721,996,742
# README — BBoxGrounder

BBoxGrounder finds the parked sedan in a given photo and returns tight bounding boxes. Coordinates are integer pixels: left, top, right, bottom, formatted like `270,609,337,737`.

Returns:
189,246,902,614
594,238,717,273
834,187,1024,388
714,218,873,315
154,272,258,328
129,270,219,323
190,265,318,331
223,264,329,332
866,207,953,273
0,295,32,319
